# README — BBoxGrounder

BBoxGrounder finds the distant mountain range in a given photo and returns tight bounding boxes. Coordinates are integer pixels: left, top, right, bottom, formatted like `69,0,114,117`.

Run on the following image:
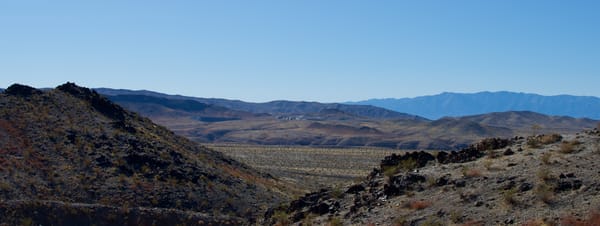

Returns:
95,88,425,121
349,91,600,120
94,88,598,150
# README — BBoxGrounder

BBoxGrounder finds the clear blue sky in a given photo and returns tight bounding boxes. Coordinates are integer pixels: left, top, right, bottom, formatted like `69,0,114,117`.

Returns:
1,1,599,102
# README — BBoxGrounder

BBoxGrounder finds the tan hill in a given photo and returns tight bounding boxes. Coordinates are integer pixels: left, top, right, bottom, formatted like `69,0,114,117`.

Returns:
92,92,597,150
0,83,295,225
266,130,600,225
458,111,598,134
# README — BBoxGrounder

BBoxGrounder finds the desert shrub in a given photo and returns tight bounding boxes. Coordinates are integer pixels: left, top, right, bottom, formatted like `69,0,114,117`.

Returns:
540,134,563,144
383,165,399,178
327,217,343,226
483,159,493,170
420,216,443,226
527,137,541,148
536,167,554,181
426,176,437,188
0,181,12,192
531,124,542,135
535,183,556,205
541,152,552,165
486,150,501,159
384,158,418,178
407,200,431,210
301,214,316,226
526,134,562,149
462,166,483,178
399,158,418,171
273,210,290,226
560,140,581,154
503,187,519,205
20,217,33,226
393,215,408,226
450,210,464,223
330,186,344,199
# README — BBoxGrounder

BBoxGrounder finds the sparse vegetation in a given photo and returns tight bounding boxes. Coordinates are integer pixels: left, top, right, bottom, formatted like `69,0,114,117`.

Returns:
486,150,501,159
527,137,541,148
420,216,444,226
503,187,519,206
399,157,419,171
330,186,344,199
273,210,291,226
210,144,406,191
560,140,581,154
540,134,562,144
4,83,600,225
536,167,554,181
483,159,493,170
384,165,400,178
407,200,432,210
527,133,562,149
450,210,464,223
393,215,408,226
327,217,343,226
462,166,483,178
541,152,552,165
535,183,556,205
531,124,542,136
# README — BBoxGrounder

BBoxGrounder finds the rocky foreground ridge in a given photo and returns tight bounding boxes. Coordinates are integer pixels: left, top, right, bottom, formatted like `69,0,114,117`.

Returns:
0,83,294,225
267,130,600,225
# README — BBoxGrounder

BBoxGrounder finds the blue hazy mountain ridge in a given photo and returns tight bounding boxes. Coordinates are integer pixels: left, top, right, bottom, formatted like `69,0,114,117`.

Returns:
349,91,600,120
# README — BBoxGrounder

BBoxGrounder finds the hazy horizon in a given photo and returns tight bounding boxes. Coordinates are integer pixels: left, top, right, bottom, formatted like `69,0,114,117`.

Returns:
5,83,600,103
2,1,599,102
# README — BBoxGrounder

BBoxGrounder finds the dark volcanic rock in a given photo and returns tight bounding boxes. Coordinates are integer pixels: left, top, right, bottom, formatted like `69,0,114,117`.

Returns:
519,182,533,192
346,184,366,194
555,175,583,192
4,84,43,97
504,148,515,156
380,151,435,169
384,173,426,197
276,188,341,222
436,138,510,164
435,174,451,186
473,137,512,151
57,82,128,121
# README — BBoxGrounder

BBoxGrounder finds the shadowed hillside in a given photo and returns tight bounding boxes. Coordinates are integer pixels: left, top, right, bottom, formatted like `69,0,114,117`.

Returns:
0,83,294,225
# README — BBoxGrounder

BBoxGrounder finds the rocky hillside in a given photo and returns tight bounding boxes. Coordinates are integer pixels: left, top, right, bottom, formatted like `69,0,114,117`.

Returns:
267,130,600,225
0,83,294,225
